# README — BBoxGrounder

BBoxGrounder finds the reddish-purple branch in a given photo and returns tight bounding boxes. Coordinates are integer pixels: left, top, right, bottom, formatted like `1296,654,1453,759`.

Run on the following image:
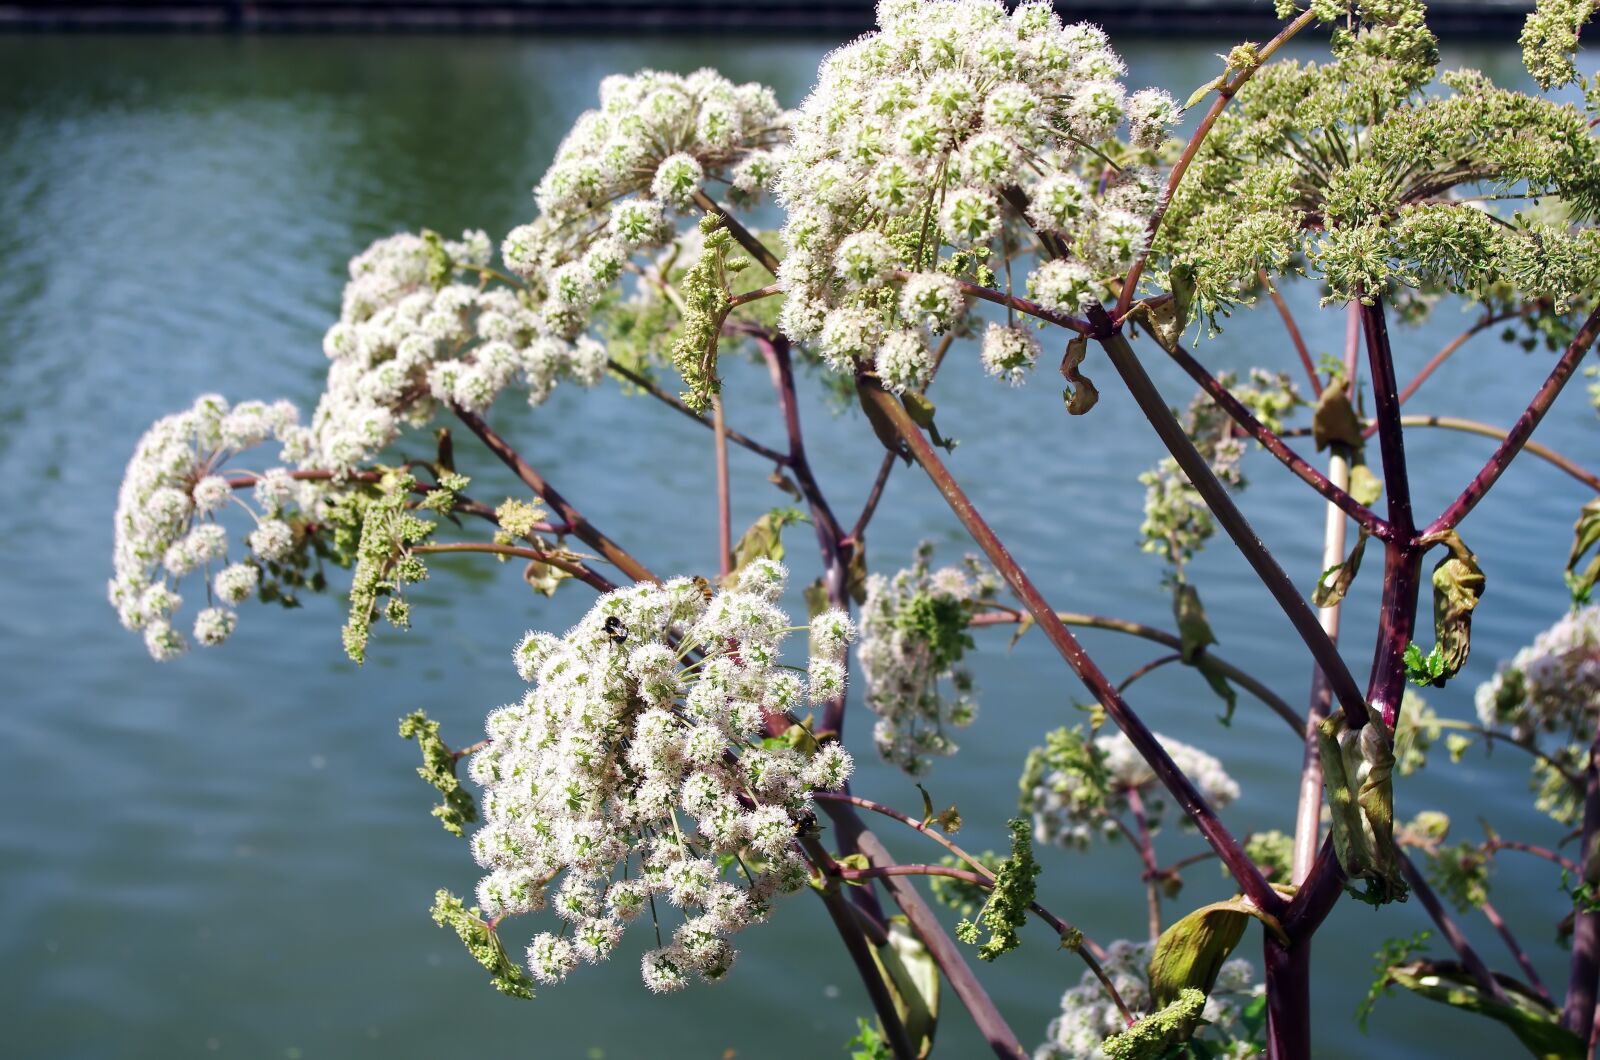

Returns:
1092,318,1370,726
452,406,660,585
1399,852,1508,1004
1259,269,1322,397
1154,336,1391,540
858,378,1283,919
1359,298,1422,730
1563,724,1600,1038
1424,306,1600,537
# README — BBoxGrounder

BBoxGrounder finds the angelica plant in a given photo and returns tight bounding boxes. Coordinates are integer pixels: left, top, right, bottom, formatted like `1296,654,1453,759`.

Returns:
108,0,1600,1057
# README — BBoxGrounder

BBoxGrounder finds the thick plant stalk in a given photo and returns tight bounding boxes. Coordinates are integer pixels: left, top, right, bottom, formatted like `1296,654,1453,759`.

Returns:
801,835,917,1060
1359,299,1421,730
1292,447,1350,884
827,804,1028,1059
1090,318,1369,726
1262,933,1310,1060
1563,725,1600,1039
859,379,1282,918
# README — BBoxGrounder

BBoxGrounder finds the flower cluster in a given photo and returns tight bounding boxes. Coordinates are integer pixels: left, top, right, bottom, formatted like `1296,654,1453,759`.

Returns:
311,229,610,476
1157,0,1600,325
1475,605,1599,744
857,544,998,773
464,560,855,993
110,395,317,659
1027,728,1240,850
775,0,1176,389
1034,939,1261,1059
500,69,785,352
1139,370,1299,572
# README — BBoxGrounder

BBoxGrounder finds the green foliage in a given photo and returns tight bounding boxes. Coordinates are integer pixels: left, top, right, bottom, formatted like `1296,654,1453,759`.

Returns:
893,587,977,673
1357,930,1433,1030
1319,707,1406,904
416,471,470,516
1393,690,1443,776
429,890,536,1000
1156,0,1600,331
399,709,477,837
1426,842,1490,913
1148,899,1254,1006
1426,532,1486,684
955,819,1039,962
1018,725,1110,817
1244,829,1295,881
670,213,738,412
845,1018,893,1060
731,506,808,572
1404,641,1449,686
1102,988,1209,1059
928,851,1001,918
1381,960,1582,1058
334,471,436,664
1313,529,1369,608
1567,499,1600,605
1520,0,1596,90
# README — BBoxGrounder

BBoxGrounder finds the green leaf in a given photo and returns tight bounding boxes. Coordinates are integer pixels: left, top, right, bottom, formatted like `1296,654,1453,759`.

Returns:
1149,896,1276,1007
1566,498,1600,605
916,783,962,833
1172,582,1217,663
399,709,477,837
1319,708,1407,904
1313,528,1370,608
1349,462,1384,506
1427,531,1486,684
731,507,807,573
1185,72,1228,110
1127,295,1188,355
864,918,941,1059
1382,960,1582,1059
858,383,912,463
1060,336,1099,415
1312,385,1364,451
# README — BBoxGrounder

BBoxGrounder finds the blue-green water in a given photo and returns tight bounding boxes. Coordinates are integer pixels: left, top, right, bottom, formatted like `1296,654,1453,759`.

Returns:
0,31,1593,1060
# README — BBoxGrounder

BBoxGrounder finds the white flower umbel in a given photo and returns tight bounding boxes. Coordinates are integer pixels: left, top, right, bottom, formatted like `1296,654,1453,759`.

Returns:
858,543,997,773
1476,606,1600,743
498,68,785,362
109,394,314,659
1034,939,1262,1059
776,0,1174,387
1029,730,1239,850
467,562,855,993
306,228,617,475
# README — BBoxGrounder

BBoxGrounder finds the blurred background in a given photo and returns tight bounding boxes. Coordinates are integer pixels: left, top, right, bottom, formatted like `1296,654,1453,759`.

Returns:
0,4,1594,1058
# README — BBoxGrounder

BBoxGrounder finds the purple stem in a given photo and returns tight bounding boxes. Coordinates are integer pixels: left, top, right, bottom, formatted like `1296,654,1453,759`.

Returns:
1424,306,1600,537
859,378,1283,919
1155,337,1391,540
1562,724,1600,1037
1091,316,1369,727
1399,852,1507,1003
1358,298,1424,731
